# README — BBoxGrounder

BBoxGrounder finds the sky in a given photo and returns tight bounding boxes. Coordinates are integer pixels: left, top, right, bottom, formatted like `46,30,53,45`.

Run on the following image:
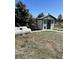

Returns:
15,0,63,17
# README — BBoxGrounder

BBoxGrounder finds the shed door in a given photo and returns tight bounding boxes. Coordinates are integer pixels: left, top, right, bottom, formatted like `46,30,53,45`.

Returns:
47,20,51,29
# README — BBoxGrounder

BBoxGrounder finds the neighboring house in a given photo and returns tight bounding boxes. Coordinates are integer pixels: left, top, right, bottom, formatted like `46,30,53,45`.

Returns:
36,14,57,30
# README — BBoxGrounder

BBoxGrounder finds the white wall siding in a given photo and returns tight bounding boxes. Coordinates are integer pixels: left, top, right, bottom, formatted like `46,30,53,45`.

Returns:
43,20,47,30
51,20,55,30
43,23,47,29
51,23,54,30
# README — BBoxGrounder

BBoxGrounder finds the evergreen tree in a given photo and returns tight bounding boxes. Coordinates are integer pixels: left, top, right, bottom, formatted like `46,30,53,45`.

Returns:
15,1,31,26
37,12,44,18
57,14,63,24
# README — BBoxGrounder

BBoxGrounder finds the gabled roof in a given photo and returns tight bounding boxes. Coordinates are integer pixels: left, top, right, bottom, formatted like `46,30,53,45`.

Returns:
43,14,57,20
36,14,57,21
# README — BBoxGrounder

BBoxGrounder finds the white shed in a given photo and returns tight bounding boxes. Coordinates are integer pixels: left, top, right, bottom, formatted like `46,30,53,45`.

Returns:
36,14,56,30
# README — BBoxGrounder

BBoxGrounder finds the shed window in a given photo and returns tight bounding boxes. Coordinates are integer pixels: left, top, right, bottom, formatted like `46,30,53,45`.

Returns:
52,20,53,23
44,20,46,24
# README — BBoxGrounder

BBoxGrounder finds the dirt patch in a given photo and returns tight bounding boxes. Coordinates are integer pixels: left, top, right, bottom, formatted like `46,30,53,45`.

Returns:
15,31,63,59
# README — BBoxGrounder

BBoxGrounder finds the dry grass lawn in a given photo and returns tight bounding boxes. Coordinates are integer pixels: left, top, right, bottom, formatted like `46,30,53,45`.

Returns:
15,31,63,59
